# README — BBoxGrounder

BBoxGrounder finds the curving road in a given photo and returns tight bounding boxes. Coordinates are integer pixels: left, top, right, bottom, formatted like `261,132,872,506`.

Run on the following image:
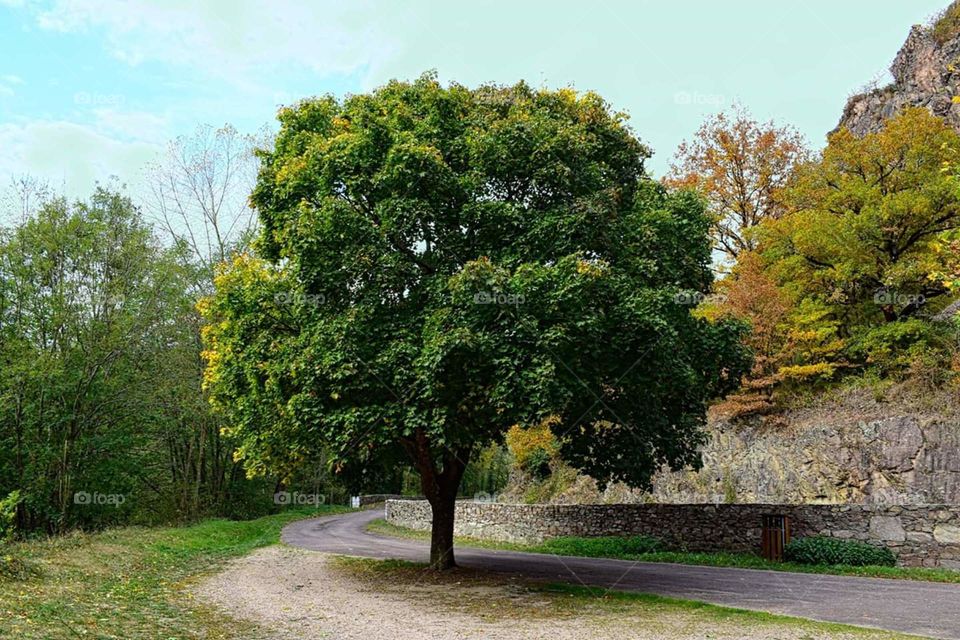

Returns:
282,509,960,639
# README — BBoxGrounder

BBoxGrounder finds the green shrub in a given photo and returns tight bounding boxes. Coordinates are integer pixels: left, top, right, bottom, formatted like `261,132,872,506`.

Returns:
540,535,664,558
0,491,21,542
784,536,896,567
932,1,960,44
846,318,944,373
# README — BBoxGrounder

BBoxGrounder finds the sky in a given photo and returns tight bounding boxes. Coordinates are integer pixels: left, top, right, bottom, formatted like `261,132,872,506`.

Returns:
0,0,950,202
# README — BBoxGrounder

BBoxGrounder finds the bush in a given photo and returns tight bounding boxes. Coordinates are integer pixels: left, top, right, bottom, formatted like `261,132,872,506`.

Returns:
932,1,960,44
0,491,21,542
505,418,561,475
540,534,664,558
846,319,945,374
784,536,896,567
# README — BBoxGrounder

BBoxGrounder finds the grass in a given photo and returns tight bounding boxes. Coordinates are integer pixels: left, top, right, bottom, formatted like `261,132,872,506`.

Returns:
931,0,960,44
0,508,933,639
332,555,923,638
368,518,960,584
0,504,351,639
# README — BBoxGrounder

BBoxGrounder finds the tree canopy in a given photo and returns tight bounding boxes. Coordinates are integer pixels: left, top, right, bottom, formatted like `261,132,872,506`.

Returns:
666,107,808,262
201,74,752,568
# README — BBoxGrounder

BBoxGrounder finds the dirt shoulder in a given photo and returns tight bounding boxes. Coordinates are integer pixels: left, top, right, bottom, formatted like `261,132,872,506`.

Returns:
193,545,918,640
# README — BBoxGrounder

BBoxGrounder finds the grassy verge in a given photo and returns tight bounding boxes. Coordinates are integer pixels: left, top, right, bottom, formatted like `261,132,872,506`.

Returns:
0,505,351,639
333,556,923,639
367,518,960,584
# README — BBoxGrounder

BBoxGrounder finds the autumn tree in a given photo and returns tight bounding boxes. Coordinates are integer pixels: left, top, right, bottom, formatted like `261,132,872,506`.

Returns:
666,107,808,261
764,107,960,325
200,75,751,569
710,107,960,396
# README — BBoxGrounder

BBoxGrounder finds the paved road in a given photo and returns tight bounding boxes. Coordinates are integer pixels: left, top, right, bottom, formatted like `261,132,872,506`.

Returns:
282,509,960,639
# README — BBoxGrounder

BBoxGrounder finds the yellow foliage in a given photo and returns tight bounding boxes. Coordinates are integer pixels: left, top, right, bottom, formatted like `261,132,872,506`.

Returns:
505,416,561,468
575,258,607,277
777,362,836,381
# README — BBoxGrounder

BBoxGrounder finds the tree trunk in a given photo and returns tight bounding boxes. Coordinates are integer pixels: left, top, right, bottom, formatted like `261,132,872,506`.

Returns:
427,489,457,569
403,430,469,570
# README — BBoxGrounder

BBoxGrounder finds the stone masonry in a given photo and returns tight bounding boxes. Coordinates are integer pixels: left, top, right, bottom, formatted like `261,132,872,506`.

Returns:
385,500,960,568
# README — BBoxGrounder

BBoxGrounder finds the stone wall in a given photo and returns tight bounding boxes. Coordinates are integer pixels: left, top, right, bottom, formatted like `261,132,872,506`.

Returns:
359,494,417,507
385,500,960,568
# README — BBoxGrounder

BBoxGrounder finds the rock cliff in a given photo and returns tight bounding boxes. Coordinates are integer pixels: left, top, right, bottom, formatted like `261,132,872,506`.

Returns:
837,20,960,136
651,384,960,504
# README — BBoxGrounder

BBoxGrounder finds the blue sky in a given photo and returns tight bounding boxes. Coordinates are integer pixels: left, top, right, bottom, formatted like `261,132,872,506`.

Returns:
0,0,949,200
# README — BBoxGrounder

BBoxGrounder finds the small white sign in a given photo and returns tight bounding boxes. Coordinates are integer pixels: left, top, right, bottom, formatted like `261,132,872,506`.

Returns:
350,496,361,508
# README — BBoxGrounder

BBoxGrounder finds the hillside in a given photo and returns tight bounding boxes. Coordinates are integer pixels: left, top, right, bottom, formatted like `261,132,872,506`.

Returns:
652,383,960,504
837,5,960,136
652,5,960,506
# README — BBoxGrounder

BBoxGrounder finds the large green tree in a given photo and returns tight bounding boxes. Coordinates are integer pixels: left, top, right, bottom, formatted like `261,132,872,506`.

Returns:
201,75,751,569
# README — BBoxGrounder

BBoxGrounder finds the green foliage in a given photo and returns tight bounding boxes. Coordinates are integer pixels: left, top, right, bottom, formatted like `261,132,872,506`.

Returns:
0,188,195,531
203,73,752,497
460,443,510,497
768,108,960,325
525,448,553,479
931,1,960,44
539,534,663,557
0,186,345,535
784,536,896,567
846,319,946,373
0,491,21,542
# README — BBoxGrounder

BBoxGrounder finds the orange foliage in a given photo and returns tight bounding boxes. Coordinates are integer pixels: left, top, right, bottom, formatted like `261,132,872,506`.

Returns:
665,106,808,261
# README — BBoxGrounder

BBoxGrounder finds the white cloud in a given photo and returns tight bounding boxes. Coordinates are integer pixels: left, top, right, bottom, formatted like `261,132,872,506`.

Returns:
0,74,22,97
0,119,161,199
34,0,402,84
92,108,169,144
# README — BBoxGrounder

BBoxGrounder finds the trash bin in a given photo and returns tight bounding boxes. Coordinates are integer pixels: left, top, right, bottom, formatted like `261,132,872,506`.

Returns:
761,514,791,561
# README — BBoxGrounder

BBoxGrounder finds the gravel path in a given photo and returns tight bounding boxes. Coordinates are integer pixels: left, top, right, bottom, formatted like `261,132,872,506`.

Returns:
195,544,912,640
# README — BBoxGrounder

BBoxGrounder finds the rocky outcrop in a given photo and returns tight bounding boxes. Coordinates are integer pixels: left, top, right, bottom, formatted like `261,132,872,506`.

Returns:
652,385,960,505
837,23,960,136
